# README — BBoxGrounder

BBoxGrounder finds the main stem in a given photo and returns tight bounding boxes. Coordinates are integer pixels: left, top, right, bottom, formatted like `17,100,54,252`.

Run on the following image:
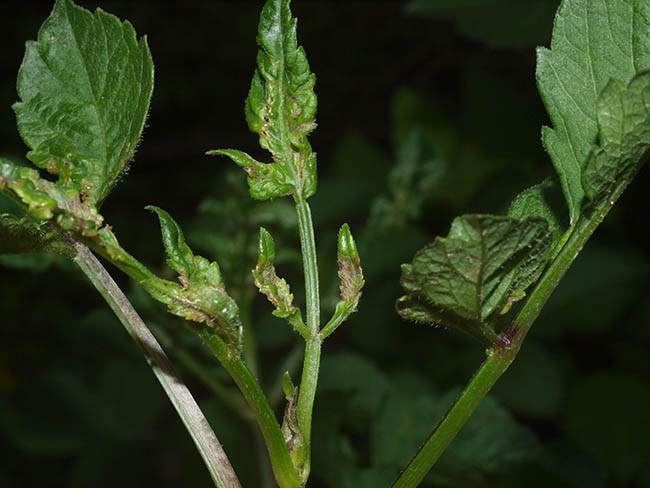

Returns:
295,195,322,475
391,188,623,488
72,241,241,488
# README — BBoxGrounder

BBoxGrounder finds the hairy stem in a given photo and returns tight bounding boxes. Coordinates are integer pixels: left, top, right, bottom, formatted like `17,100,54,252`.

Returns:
391,179,627,488
72,241,241,488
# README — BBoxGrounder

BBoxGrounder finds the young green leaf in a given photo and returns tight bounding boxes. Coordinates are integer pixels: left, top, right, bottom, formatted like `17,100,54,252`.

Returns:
536,0,650,223
321,224,364,339
0,159,103,234
209,0,317,201
397,215,552,346
207,149,295,200
13,0,153,205
143,206,242,350
252,227,308,338
582,71,650,203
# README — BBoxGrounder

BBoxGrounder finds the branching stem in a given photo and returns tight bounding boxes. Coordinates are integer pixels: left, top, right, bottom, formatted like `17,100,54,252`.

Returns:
72,241,241,488
391,175,628,488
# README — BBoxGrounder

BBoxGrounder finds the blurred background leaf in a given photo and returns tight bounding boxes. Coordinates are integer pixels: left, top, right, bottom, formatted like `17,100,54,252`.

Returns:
1,1,648,487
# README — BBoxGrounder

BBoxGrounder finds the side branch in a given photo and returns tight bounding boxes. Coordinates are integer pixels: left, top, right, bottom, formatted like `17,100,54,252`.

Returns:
72,241,241,488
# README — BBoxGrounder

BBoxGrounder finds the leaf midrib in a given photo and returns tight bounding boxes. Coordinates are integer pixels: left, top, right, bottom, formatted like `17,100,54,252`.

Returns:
63,0,109,187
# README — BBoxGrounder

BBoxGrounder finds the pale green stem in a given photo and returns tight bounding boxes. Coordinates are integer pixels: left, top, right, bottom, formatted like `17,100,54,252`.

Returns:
294,195,322,478
392,174,631,488
72,241,241,488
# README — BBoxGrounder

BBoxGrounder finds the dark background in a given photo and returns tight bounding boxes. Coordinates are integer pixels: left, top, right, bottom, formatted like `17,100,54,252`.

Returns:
1,1,649,487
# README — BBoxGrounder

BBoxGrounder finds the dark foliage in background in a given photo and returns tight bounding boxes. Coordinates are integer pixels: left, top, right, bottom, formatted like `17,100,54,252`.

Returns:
1,1,649,487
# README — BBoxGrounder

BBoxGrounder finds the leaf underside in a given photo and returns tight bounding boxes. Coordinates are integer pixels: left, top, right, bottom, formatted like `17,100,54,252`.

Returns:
0,214,72,256
398,215,552,345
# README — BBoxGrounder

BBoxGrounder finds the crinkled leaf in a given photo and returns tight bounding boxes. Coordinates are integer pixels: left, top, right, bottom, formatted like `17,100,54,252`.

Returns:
0,160,58,219
252,227,305,335
337,223,364,305
508,178,567,250
280,373,306,469
146,205,194,277
207,149,294,200
582,71,650,202
13,0,153,205
141,206,242,349
0,159,102,233
536,0,650,223
209,0,317,200
397,214,552,345
0,214,72,256
322,224,365,338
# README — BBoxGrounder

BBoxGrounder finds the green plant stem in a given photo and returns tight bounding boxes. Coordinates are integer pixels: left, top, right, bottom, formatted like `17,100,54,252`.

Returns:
391,350,513,488
294,195,322,478
391,184,627,488
194,325,303,488
295,196,320,331
71,241,241,488
151,323,253,421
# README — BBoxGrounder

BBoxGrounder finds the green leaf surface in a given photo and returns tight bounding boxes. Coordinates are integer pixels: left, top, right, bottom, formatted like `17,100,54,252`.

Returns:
582,71,650,202
208,149,294,200
252,227,306,336
13,0,153,205
209,0,317,200
536,0,650,222
0,159,102,235
140,206,242,349
146,205,194,277
397,214,552,345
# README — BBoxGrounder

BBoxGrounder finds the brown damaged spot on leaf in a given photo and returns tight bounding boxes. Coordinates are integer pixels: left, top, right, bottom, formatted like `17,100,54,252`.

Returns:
338,255,363,304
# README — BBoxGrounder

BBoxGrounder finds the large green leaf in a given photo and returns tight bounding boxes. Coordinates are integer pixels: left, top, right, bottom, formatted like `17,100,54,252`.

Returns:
397,215,552,345
209,0,317,200
582,71,650,202
13,0,153,205
536,0,650,223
